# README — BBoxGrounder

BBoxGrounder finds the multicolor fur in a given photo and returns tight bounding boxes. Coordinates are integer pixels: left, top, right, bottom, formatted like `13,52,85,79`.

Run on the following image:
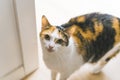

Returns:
61,13,120,62
40,13,120,80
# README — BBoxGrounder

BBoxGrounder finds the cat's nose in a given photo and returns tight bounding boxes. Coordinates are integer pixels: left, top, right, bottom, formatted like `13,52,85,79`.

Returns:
47,45,54,52
49,45,54,49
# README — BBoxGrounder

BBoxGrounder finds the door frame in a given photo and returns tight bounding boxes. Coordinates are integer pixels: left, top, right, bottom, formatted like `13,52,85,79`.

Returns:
14,0,39,76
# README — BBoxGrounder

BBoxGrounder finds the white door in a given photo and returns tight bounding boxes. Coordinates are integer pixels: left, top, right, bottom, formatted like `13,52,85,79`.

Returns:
0,0,39,80
0,0,24,79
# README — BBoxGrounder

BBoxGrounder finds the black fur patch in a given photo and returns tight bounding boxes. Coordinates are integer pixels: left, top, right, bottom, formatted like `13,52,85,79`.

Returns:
56,26,69,46
85,26,116,62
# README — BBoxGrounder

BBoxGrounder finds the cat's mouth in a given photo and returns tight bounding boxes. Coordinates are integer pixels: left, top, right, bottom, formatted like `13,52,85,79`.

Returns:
46,48,54,52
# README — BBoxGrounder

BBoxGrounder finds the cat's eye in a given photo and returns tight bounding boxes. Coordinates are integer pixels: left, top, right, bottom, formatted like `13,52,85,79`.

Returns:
44,34,50,40
56,39,64,44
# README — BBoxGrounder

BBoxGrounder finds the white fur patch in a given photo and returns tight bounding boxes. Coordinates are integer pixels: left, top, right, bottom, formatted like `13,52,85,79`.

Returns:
41,34,84,79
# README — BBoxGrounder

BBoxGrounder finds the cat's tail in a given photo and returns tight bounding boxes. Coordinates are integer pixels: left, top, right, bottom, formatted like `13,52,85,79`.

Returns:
91,43,120,74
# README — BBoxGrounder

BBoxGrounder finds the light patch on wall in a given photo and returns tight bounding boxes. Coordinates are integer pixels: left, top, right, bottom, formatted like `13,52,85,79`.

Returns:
35,0,120,28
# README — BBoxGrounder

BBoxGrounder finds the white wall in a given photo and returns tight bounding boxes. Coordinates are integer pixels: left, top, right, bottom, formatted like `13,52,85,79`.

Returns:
36,0,120,29
0,0,23,77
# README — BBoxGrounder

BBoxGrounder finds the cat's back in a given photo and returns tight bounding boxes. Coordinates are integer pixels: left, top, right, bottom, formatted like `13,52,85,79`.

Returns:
68,12,120,30
63,12,120,47
62,13,120,62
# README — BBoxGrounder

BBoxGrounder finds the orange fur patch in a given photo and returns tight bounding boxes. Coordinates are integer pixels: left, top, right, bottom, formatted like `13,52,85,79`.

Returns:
112,18,120,45
69,25,82,45
77,16,86,22
40,26,56,39
69,16,85,23
69,22,103,42
94,22,104,40
42,15,50,29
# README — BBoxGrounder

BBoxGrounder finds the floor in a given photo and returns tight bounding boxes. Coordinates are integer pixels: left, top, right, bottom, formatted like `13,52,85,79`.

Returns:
23,51,120,80
22,47,51,80
22,62,51,80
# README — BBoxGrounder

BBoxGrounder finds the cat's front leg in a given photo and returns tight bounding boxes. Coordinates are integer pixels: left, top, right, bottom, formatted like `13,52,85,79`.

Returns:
60,76,67,80
51,71,57,80
60,73,68,80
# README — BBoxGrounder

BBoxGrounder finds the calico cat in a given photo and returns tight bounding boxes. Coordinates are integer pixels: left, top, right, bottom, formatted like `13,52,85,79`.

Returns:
40,12,120,80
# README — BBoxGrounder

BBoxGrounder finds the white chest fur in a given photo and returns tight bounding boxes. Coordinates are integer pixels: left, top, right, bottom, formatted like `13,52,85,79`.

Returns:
41,37,84,78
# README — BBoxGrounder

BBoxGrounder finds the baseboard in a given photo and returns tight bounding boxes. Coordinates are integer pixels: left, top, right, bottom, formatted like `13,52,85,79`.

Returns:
1,66,25,80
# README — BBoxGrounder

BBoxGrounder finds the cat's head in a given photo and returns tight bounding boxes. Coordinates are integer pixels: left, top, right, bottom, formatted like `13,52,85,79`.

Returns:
40,15,69,53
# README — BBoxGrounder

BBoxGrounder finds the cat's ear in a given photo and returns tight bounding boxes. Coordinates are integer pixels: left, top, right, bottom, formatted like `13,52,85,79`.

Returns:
41,15,51,30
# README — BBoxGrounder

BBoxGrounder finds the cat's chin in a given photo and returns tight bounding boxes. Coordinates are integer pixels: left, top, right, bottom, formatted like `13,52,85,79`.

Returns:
47,48,55,53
